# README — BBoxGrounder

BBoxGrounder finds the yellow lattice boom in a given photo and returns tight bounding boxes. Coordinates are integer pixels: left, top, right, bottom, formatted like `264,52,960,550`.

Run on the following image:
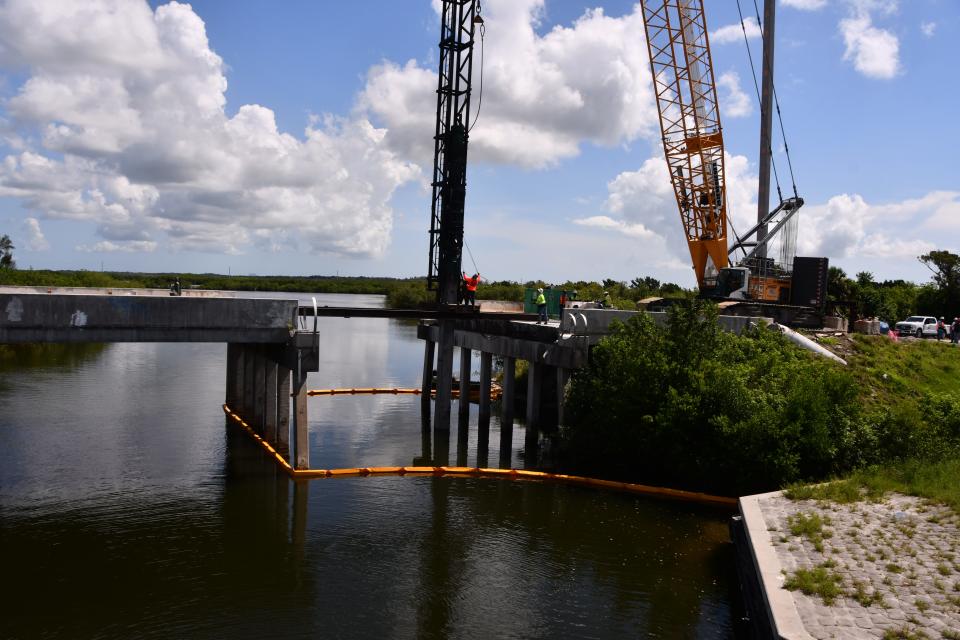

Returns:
641,0,729,287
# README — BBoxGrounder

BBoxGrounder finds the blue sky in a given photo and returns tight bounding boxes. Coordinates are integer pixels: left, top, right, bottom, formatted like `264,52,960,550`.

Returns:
0,0,957,286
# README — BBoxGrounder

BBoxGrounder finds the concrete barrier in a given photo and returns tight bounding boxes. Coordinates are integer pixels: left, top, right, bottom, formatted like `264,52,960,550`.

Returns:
477,299,523,313
560,308,772,343
0,285,233,298
0,293,298,343
853,319,881,335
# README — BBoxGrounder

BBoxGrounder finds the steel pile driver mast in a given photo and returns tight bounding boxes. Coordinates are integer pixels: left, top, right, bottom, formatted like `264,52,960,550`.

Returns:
427,0,482,306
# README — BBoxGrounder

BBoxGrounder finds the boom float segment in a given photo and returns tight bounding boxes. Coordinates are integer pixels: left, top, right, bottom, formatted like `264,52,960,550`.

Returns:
222,404,737,507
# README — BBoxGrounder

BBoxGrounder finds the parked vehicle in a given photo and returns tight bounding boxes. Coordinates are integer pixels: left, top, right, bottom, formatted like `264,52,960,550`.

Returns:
895,316,943,338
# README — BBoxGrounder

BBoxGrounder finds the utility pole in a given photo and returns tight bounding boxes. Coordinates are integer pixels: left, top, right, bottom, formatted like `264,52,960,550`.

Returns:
756,0,776,260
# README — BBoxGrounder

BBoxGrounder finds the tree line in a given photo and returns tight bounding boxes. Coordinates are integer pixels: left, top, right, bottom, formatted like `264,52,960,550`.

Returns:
829,250,960,322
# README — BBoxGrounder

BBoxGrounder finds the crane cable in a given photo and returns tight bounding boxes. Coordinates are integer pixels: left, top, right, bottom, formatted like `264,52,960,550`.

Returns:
464,240,480,275
737,0,801,202
468,1,486,134
465,1,485,278
736,0,783,204
750,0,800,200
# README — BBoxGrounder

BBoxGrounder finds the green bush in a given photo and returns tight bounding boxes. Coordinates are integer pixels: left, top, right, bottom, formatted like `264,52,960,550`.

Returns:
385,280,433,308
560,299,867,495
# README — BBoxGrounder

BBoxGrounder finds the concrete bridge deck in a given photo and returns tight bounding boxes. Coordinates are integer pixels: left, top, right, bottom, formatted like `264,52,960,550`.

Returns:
0,292,298,344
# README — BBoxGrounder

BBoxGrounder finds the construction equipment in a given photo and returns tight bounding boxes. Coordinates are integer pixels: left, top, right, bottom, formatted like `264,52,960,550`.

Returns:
426,0,483,306
640,0,828,325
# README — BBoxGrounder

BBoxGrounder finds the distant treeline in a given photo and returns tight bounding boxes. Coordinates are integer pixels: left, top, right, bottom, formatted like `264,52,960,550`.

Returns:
0,269,695,309
0,269,411,296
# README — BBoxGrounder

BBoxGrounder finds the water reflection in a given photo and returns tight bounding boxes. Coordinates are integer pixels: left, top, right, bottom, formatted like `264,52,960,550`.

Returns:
0,293,742,639
0,342,108,373
219,424,741,639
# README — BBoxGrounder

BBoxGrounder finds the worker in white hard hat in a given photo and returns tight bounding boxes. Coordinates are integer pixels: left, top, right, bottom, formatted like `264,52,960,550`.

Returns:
535,287,547,324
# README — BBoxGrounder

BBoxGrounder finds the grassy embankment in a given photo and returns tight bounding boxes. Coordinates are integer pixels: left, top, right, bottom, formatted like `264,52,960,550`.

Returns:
559,300,960,498
785,334,960,510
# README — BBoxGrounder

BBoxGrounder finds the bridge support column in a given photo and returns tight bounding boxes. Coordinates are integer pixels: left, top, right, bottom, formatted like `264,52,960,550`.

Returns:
421,338,435,415
243,345,256,420
293,354,310,470
277,365,291,454
556,367,571,429
264,354,278,444
457,347,472,466
525,361,544,466
499,356,515,468
254,346,266,434
477,351,492,467
433,320,454,432
226,343,242,408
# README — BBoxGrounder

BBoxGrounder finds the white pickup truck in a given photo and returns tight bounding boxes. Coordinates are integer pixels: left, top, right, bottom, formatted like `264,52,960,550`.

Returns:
895,316,948,338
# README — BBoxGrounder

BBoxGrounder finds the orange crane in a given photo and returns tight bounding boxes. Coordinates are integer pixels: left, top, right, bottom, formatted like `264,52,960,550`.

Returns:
640,0,827,320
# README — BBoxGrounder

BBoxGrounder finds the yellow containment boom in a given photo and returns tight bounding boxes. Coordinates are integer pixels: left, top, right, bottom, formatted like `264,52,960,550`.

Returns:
641,0,729,287
222,404,737,507
307,386,502,401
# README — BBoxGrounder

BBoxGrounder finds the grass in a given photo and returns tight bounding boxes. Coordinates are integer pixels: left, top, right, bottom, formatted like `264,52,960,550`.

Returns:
849,579,885,607
848,334,960,409
785,458,960,513
882,628,929,640
787,512,832,552
783,564,844,605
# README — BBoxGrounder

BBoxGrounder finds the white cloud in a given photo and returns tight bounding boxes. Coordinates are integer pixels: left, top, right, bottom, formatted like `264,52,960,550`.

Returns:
573,151,759,267
839,2,901,79
579,150,950,273
77,240,158,253
711,17,761,45
0,0,419,257
782,0,827,9
21,216,49,250
797,192,940,259
920,22,936,38
717,71,753,118
572,215,656,239
360,0,658,169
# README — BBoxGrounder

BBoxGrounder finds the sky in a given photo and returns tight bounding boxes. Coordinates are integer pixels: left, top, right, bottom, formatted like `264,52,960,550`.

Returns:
0,0,957,286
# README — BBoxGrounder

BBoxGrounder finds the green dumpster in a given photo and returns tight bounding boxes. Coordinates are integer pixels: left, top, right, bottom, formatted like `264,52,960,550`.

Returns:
524,288,567,319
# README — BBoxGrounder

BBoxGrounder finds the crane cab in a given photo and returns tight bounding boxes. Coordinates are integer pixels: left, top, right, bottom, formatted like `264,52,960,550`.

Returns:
703,266,749,300
704,266,791,303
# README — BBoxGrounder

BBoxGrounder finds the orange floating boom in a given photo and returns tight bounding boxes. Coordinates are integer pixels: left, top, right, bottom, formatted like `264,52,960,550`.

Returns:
222,404,737,507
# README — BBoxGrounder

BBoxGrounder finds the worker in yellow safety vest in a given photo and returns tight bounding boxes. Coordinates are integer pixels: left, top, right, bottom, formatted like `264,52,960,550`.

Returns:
535,287,547,324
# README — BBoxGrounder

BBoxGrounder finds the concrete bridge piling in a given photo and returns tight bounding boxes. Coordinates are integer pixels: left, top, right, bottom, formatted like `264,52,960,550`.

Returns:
418,317,587,465
0,291,319,468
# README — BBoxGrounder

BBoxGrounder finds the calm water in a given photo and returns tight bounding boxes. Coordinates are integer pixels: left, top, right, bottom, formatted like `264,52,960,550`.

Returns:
0,293,743,639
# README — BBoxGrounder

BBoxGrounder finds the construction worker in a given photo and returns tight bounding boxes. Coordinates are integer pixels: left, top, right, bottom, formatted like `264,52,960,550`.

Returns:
461,272,480,306
535,287,547,324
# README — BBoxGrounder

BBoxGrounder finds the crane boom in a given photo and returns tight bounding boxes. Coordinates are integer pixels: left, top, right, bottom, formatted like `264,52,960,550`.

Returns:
641,0,728,288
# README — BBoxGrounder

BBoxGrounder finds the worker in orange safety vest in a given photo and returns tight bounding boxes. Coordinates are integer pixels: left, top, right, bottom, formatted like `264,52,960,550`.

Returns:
462,272,480,306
